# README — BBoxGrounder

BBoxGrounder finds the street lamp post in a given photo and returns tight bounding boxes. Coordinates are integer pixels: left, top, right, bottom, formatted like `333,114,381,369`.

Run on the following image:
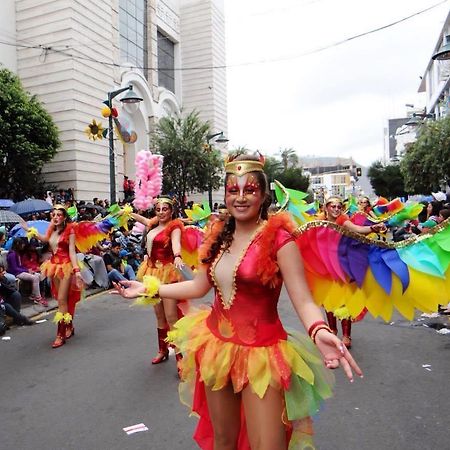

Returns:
104,85,142,204
205,131,228,208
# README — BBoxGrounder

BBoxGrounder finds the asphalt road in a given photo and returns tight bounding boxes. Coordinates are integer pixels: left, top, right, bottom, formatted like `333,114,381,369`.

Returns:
1,289,449,450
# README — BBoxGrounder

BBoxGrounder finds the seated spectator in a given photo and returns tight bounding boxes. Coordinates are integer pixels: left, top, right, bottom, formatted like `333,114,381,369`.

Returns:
438,208,450,223
114,226,130,248
121,248,142,273
82,250,109,289
21,239,41,273
0,266,33,326
7,238,47,306
103,241,135,285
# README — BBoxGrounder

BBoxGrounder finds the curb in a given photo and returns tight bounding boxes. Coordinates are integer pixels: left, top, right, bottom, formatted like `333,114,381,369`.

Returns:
6,287,107,325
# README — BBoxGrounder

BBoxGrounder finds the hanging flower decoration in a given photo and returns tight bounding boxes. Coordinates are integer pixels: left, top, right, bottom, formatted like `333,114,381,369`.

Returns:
85,119,104,140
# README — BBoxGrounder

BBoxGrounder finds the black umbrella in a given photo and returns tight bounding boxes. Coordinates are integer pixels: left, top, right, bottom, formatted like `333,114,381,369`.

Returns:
10,199,53,216
0,210,22,224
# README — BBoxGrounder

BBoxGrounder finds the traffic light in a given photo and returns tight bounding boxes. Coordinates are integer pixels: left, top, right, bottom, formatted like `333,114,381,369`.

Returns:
356,167,362,177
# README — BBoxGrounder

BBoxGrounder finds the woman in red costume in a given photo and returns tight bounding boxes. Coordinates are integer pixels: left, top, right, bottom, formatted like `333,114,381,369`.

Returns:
116,154,362,450
21,205,83,348
130,198,185,367
317,197,386,348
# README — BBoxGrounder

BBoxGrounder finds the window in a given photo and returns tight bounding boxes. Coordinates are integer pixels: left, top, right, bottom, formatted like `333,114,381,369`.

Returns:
157,30,175,93
119,0,147,75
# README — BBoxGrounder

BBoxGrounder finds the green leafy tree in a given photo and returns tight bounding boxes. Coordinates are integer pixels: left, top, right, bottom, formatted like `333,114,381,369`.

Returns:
367,161,407,198
275,167,310,192
400,117,450,193
0,68,60,200
152,111,222,207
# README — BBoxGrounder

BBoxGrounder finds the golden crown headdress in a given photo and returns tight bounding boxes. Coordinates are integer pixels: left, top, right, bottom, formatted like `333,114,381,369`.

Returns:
52,204,67,211
325,196,343,205
155,196,175,206
224,152,265,176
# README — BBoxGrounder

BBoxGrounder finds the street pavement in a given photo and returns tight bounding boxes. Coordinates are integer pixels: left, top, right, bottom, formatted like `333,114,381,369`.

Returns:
1,288,449,450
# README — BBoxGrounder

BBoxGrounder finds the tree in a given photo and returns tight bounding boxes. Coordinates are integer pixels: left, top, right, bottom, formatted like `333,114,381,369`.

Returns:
278,148,299,171
275,167,310,193
400,117,450,193
367,161,407,198
152,111,222,207
0,68,60,200
263,156,284,184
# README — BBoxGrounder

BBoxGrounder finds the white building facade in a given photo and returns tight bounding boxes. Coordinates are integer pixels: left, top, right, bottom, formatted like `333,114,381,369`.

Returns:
0,0,227,201
418,10,450,118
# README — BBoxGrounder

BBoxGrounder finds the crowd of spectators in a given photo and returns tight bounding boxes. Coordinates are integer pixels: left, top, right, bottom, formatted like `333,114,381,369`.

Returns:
1,185,449,333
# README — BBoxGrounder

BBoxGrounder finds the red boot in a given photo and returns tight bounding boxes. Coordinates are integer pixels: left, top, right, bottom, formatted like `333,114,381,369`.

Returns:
326,312,338,335
65,321,75,339
152,327,169,364
52,321,66,349
341,319,352,349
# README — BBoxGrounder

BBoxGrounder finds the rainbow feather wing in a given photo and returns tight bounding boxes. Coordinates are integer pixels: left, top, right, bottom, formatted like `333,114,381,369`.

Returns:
295,220,450,321
73,217,120,253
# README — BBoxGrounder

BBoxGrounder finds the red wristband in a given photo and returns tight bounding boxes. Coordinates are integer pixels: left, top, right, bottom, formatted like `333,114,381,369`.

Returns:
311,325,333,343
173,253,181,258
308,320,328,337
73,267,80,273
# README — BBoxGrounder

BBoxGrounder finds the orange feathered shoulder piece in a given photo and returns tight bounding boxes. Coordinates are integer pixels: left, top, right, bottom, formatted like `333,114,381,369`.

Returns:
163,218,185,247
198,219,225,262
257,212,296,287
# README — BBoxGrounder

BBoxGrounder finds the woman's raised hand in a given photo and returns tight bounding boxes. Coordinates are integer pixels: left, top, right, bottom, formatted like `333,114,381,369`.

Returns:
314,329,363,382
112,280,146,298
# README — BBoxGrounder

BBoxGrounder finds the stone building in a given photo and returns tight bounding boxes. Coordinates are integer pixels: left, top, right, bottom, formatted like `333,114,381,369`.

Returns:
0,0,227,201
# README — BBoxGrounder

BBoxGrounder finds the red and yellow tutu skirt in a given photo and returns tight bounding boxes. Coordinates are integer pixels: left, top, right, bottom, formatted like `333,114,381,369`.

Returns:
41,260,73,280
137,259,182,284
168,308,334,449
40,259,83,314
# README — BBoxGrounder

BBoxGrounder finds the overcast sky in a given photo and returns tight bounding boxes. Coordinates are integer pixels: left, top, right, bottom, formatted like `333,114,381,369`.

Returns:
223,0,449,166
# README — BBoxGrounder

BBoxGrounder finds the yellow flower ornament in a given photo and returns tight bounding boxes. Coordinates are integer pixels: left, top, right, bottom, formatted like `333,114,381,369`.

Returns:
85,119,104,141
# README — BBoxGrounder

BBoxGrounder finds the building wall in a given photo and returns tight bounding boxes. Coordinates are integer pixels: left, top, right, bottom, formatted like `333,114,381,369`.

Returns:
15,0,118,201
0,0,17,72
180,0,227,137
419,11,450,117
2,0,227,201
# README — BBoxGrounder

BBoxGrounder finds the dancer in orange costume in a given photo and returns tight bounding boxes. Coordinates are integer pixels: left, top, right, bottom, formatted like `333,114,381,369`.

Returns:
22,205,83,348
130,198,185,368
116,154,362,449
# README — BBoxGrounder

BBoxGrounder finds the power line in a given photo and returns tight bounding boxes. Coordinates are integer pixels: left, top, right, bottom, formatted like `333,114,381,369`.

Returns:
0,0,448,72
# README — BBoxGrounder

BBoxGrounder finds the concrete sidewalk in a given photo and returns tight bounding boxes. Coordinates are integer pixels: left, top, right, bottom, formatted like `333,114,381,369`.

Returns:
6,286,106,325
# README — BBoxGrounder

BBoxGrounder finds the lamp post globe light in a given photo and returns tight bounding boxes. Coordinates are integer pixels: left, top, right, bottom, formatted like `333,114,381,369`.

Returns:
104,85,143,204
205,131,229,208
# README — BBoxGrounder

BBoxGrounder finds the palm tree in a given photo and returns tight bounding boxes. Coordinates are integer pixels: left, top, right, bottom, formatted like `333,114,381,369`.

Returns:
278,148,299,171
